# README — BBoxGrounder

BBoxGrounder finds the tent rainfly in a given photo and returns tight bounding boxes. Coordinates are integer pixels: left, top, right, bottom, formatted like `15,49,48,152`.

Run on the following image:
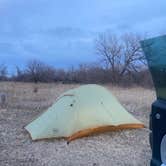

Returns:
25,84,144,142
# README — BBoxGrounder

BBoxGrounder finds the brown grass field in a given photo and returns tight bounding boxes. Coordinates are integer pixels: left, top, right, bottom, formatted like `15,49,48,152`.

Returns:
0,82,155,166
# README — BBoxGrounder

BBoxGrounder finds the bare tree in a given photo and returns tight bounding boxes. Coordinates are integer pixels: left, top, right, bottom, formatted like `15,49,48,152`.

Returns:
96,34,122,69
26,60,56,83
95,32,146,83
120,33,146,75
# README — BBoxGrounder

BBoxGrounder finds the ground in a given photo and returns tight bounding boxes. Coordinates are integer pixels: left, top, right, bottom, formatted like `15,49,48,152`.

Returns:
0,82,155,166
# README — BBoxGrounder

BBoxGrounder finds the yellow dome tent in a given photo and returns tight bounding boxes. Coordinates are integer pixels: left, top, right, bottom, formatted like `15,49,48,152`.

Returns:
25,84,144,142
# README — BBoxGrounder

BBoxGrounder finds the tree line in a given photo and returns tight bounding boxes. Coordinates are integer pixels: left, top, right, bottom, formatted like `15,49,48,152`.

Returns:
0,33,153,87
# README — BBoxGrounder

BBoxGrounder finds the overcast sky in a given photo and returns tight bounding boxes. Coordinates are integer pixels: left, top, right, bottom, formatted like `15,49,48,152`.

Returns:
0,0,166,73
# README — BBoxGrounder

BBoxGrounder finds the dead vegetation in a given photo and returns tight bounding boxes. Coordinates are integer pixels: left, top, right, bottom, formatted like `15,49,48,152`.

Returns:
0,82,155,166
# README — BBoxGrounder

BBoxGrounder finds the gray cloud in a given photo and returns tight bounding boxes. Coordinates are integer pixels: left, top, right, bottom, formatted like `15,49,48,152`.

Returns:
0,0,166,73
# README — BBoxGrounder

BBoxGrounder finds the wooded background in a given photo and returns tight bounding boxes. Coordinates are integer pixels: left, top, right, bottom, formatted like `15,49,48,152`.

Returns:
0,33,153,87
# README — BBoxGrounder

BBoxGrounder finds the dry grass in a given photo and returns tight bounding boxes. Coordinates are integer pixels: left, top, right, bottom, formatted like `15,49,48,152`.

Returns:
0,82,155,166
